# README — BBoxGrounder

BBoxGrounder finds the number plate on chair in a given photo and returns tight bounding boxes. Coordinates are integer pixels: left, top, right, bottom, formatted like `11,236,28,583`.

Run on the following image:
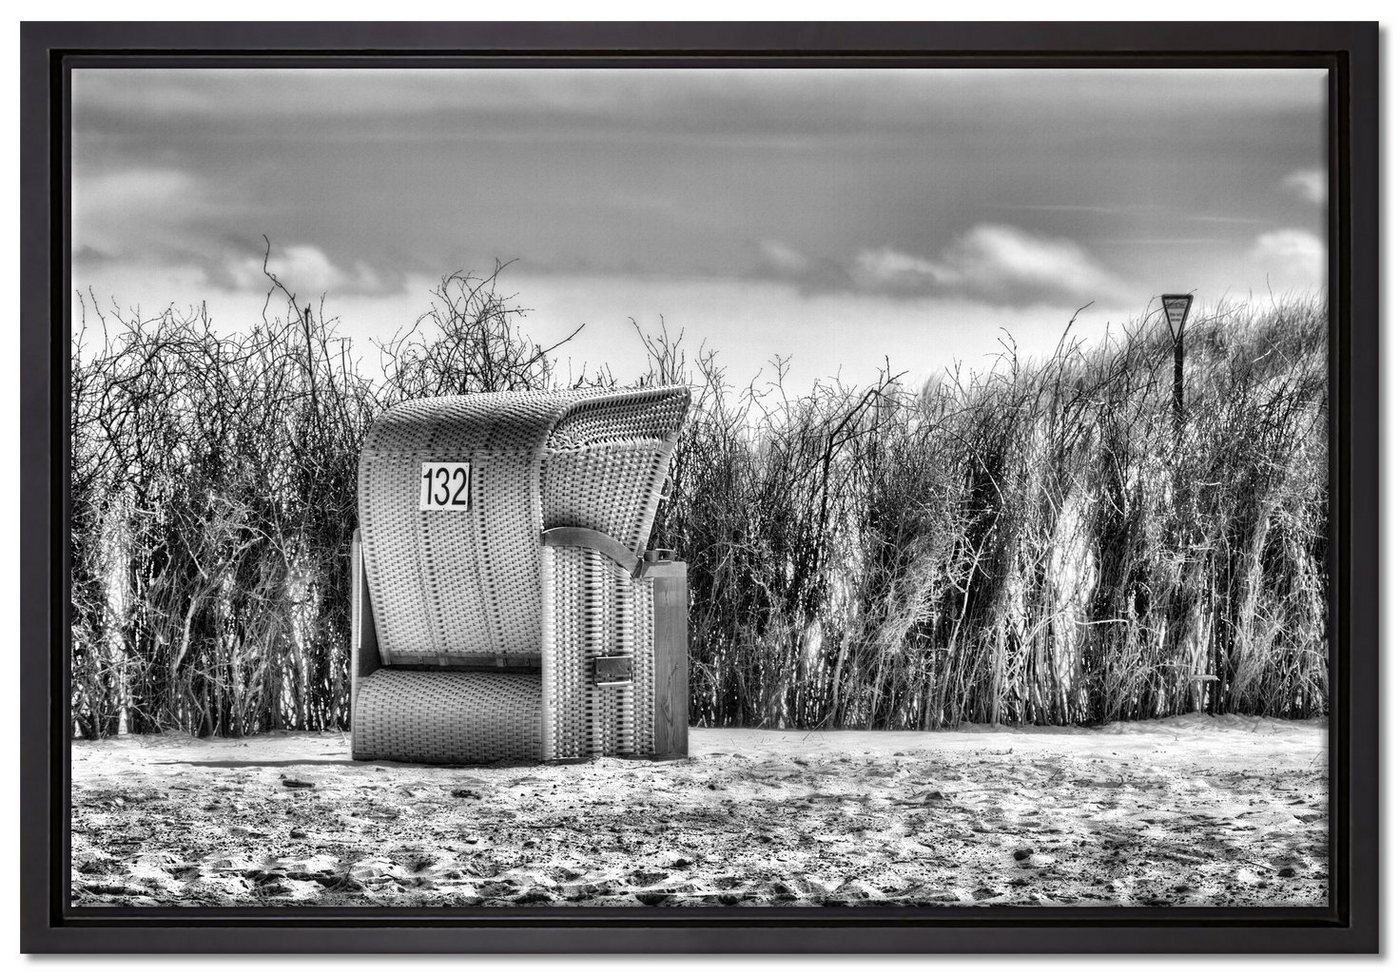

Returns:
419,462,472,511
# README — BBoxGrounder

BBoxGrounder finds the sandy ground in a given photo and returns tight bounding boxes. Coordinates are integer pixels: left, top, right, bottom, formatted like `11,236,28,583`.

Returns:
70,715,1327,908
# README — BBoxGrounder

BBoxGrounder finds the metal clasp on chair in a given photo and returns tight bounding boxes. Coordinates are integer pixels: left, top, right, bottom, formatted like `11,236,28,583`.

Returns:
593,655,634,686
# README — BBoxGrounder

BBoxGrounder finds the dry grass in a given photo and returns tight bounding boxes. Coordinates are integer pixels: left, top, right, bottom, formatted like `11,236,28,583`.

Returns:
70,256,1327,736
662,299,1327,728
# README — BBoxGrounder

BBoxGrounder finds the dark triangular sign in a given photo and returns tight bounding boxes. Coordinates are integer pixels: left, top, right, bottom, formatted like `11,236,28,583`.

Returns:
1161,294,1193,337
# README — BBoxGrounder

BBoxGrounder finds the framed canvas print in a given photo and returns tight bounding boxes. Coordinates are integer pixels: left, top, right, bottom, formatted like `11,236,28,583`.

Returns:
19,20,1379,953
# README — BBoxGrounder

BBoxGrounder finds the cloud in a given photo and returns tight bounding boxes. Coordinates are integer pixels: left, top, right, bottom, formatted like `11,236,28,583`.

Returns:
216,244,396,297
73,67,1329,149
71,164,404,299
72,167,205,255
758,239,812,277
949,225,1116,295
1251,229,1325,287
1280,168,1326,205
74,166,198,215
850,247,958,290
849,224,1120,303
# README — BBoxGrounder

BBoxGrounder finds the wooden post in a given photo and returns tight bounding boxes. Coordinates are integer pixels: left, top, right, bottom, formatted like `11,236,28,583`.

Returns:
1173,331,1185,429
647,559,689,759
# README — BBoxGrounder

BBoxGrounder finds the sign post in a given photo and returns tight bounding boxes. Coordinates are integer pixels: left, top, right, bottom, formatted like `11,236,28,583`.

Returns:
1161,294,1194,429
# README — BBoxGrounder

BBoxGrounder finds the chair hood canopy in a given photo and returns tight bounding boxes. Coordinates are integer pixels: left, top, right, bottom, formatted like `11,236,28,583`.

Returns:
357,385,690,664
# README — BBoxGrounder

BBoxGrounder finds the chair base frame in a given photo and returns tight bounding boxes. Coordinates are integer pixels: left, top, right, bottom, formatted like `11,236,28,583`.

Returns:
350,529,689,765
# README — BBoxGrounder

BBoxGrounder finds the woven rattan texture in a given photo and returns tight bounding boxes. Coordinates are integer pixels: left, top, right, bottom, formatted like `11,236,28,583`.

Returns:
541,545,655,760
542,444,674,555
352,670,543,764
358,387,689,664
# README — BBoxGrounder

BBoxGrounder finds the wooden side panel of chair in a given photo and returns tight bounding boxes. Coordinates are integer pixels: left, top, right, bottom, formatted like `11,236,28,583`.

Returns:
648,561,689,759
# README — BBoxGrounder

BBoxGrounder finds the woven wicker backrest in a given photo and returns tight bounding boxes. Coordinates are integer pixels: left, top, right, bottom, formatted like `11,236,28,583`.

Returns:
358,386,690,664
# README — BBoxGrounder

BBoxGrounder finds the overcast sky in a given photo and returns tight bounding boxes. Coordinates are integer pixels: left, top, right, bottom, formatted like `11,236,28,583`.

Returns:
72,67,1328,389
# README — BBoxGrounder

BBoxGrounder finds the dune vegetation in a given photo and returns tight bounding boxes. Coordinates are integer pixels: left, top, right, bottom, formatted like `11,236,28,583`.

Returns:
69,262,1328,737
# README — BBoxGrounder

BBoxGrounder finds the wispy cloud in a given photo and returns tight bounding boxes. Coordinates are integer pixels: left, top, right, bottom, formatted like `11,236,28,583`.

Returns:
1097,237,1221,247
999,205,1263,227
71,165,403,299
993,203,1158,216
72,167,204,255
74,166,198,214
850,225,1121,303
1251,229,1325,285
1280,168,1326,206
215,244,398,298
850,247,959,290
1181,214,1265,225
757,239,812,277
757,225,1121,304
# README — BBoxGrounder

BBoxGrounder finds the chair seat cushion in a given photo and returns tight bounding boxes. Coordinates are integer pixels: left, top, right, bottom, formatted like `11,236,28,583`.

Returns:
352,670,542,764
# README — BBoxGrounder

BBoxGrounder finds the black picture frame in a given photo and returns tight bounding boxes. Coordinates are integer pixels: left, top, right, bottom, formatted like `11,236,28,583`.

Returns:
20,20,1379,954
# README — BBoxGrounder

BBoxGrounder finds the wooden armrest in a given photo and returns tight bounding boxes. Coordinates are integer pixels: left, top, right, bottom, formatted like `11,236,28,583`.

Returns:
541,526,645,578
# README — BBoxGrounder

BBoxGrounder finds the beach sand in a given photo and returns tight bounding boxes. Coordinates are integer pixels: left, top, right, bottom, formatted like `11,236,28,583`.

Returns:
69,714,1328,908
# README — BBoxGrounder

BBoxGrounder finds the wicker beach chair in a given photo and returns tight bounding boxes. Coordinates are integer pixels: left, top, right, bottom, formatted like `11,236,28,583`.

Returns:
349,385,691,765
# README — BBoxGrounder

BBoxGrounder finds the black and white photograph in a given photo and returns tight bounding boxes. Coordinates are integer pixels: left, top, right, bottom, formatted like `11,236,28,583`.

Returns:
65,60,1334,913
